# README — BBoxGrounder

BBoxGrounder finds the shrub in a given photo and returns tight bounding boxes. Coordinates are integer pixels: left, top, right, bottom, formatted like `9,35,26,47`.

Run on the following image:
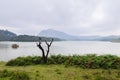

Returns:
10,71,30,80
116,71,120,78
82,74,91,79
32,56,43,64
6,56,42,66
48,55,68,64
0,70,30,80
6,54,120,69
94,75,109,80
0,69,13,78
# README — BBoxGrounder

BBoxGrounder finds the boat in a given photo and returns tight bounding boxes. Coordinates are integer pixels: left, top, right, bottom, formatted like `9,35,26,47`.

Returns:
11,44,19,49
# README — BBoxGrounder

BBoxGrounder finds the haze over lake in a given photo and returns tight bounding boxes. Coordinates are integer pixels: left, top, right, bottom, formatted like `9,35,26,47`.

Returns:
0,41,120,61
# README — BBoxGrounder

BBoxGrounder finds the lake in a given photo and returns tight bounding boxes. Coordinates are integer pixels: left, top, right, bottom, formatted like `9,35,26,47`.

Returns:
0,41,120,61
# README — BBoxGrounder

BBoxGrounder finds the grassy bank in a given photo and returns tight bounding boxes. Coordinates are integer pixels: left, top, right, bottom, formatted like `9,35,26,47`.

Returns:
0,62,120,80
1,54,120,80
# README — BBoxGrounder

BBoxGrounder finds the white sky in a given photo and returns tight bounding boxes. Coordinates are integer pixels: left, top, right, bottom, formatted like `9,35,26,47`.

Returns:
0,0,120,36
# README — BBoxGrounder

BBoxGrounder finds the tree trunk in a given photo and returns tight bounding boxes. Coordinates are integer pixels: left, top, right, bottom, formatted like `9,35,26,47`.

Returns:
37,38,53,63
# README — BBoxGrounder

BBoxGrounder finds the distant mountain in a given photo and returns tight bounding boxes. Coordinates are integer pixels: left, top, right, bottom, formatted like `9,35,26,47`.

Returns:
99,36,120,41
39,29,120,41
0,29,119,42
39,29,79,40
109,36,120,42
0,29,61,41
0,30,16,41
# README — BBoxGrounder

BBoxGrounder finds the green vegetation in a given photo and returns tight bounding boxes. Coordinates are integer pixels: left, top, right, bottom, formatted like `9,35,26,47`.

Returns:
6,54,120,69
3,54,120,79
0,62,120,80
0,69,30,80
10,71,30,80
6,56,42,66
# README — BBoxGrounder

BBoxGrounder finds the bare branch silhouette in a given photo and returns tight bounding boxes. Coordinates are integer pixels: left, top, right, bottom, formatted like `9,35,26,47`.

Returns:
37,37,53,63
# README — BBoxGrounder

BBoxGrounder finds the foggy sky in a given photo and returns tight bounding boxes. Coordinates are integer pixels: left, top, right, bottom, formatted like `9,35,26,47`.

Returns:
0,0,120,36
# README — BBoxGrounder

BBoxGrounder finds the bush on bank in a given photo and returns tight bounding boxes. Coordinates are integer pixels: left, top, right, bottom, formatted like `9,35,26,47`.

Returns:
6,54,120,69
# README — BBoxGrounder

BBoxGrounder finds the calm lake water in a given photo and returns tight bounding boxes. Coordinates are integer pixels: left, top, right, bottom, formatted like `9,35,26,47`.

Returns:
0,41,120,61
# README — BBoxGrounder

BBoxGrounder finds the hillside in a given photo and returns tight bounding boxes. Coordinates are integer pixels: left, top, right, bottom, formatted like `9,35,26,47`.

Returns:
0,29,61,41
39,29,120,41
1,29,120,42
111,37,120,42
39,29,77,40
0,30,16,41
10,35,61,42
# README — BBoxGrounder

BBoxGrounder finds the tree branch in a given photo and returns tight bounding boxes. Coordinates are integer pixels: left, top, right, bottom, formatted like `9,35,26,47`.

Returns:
45,38,54,58
37,37,54,63
37,37,46,62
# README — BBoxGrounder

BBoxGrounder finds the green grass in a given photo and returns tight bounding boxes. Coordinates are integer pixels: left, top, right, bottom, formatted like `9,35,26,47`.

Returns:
0,62,120,80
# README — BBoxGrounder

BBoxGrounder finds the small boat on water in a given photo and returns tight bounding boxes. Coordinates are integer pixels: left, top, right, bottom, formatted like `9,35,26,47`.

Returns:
11,44,19,49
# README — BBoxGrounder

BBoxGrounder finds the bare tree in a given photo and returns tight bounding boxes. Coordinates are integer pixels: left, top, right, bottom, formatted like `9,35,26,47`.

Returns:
37,37,53,63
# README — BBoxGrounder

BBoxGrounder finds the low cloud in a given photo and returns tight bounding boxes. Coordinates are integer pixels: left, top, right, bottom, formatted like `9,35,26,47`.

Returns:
0,0,120,36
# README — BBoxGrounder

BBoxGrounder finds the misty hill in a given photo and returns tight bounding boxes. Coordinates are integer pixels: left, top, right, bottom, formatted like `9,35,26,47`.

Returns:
0,29,61,41
0,29,120,42
99,36,120,41
10,35,60,42
0,30,16,41
39,29,78,40
39,29,120,41
110,37,120,42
